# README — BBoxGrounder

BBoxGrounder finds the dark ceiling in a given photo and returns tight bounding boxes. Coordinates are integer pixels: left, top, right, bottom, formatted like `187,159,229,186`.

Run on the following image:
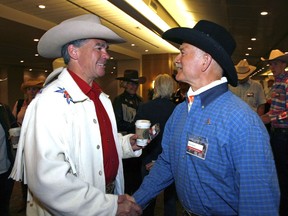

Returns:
0,0,288,77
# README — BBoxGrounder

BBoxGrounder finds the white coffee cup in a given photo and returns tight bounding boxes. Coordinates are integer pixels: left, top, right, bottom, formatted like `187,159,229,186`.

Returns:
9,127,21,149
135,120,151,147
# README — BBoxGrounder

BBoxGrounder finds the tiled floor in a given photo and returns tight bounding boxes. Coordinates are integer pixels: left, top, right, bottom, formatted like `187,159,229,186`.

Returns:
9,181,183,216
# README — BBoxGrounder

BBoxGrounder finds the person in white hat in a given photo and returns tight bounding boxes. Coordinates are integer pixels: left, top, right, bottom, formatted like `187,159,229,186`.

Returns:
9,14,143,216
229,59,266,116
261,49,288,216
133,20,279,215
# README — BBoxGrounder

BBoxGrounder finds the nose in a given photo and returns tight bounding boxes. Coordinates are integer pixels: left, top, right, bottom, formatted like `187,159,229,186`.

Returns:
102,50,110,60
174,53,181,64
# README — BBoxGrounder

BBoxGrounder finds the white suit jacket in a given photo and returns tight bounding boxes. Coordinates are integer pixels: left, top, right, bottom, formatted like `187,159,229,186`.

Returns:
10,68,141,216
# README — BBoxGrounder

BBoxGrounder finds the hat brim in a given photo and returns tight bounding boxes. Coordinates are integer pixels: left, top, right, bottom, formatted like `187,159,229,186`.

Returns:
21,82,44,92
38,15,126,58
261,54,288,63
162,27,238,87
116,77,146,84
236,65,256,80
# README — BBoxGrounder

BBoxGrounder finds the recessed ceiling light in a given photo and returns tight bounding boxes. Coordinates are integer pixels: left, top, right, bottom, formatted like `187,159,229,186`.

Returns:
29,69,32,71
35,54,39,56
260,11,268,16
20,60,24,63
131,44,135,47
247,47,252,50
110,57,114,59
34,39,39,42
251,38,256,41
38,5,46,9
145,49,149,52
245,53,249,56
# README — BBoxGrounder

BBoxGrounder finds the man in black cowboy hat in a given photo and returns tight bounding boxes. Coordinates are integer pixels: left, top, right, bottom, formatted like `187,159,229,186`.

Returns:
113,69,146,195
113,69,146,134
133,20,279,215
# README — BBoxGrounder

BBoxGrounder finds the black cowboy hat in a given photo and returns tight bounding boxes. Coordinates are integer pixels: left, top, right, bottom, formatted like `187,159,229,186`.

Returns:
162,20,238,87
116,69,146,84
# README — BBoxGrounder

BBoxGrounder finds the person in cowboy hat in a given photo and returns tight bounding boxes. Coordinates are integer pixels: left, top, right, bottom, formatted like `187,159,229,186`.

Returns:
261,49,288,216
9,14,143,216
12,79,44,126
133,20,279,215
229,59,266,116
113,69,146,134
113,69,146,196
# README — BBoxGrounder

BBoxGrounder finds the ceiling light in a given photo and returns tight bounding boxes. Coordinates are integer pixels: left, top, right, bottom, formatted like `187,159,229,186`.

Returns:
251,38,256,41
124,0,171,32
20,60,24,63
260,11,268,16
247,47,252,50
34,39,39,42
145,49,149,52
35,54,39,56
245,53,249,56
38,5,46,9
131,43,135,46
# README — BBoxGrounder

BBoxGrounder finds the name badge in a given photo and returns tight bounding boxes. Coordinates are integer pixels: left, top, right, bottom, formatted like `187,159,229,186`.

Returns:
186,135,208,160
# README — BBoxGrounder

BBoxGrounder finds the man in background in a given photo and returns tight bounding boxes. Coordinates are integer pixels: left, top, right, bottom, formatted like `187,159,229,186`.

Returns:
0,102,17,216
229,59,266,116
113,70,146,196
261,49,288,216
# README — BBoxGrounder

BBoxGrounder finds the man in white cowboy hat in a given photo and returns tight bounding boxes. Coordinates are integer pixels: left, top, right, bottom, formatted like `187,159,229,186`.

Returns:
261,49,288,216
113,69,146,196
229,59,266,116
133,20,279,215
9,14,143,216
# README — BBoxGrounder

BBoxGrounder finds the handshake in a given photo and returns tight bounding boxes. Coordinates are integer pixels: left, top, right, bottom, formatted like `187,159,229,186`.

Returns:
117,194,142,216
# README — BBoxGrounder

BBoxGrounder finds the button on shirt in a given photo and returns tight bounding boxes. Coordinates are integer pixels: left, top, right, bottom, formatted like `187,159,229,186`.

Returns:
69,70,119,184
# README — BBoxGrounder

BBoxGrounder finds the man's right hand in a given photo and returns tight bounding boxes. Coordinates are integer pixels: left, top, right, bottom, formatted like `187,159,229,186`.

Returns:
116,194,142,216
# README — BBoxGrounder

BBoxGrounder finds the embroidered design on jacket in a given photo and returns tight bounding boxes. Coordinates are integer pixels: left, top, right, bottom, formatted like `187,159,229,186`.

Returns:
55,87,73,104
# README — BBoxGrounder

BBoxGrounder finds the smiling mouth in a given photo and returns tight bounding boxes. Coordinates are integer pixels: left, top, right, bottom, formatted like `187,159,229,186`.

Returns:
97,62,106,68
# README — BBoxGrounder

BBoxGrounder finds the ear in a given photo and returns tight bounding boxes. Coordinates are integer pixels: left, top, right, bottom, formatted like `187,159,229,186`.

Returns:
67,44,78,60
201,53,212,72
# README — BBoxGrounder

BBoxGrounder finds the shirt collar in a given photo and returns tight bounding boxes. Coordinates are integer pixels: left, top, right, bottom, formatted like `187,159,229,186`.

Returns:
187,77,228,108
68,69,102,96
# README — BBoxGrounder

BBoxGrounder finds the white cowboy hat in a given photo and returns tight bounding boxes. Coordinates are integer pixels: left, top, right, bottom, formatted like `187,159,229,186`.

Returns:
235,59,256,80
37,14,125,58
261,49,288,63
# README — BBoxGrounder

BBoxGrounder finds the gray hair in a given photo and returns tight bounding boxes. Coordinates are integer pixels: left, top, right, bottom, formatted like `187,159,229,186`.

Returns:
153,74,175,99
61,39,88,64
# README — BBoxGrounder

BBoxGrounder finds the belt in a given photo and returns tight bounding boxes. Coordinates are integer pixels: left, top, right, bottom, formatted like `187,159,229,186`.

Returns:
106,181,115,194
271,127,288,133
